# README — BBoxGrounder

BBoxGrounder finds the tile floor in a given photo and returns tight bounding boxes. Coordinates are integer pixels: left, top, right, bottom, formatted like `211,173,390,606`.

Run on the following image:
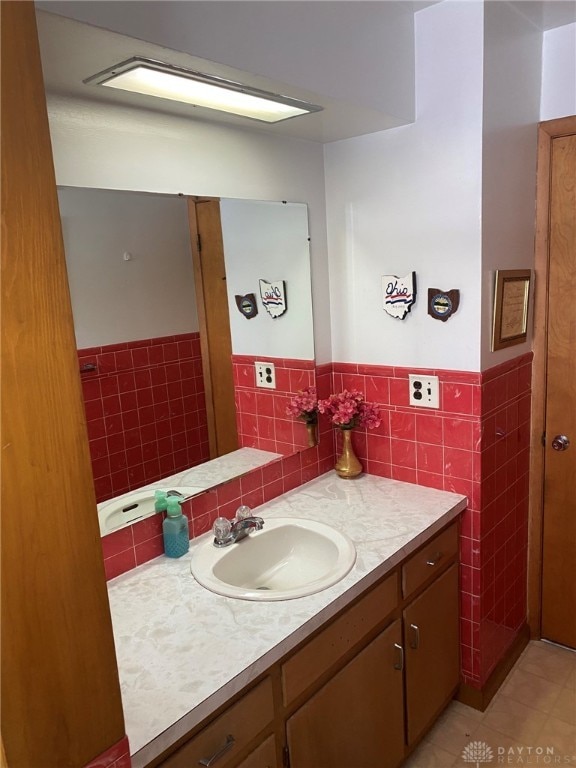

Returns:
404,640,576,767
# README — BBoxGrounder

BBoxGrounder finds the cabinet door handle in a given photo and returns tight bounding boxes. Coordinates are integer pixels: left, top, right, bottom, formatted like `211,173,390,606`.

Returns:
199,735,235,766
393,642,404,671
426,551,443,566
409,623,420,650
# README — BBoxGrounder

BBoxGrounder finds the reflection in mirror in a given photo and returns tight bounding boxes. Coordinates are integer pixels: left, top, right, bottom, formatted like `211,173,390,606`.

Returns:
58,187,316,522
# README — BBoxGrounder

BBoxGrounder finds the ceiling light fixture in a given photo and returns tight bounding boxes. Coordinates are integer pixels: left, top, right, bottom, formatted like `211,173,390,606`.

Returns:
84,57,323,124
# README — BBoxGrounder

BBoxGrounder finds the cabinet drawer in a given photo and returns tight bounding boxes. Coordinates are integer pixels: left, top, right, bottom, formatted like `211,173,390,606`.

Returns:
160,678,273,768
282,572,398,706
402,523,458,599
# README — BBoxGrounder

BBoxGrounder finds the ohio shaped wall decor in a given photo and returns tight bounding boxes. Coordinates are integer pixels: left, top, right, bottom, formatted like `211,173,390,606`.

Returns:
259,279,287,318
382,272,417,319
427,288,460,321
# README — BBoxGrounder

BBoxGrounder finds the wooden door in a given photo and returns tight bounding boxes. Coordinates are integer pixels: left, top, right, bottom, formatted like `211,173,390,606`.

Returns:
1,3,125,765
286,620,405,768
188,198,239,458
541,133,576,650
403,564,459,746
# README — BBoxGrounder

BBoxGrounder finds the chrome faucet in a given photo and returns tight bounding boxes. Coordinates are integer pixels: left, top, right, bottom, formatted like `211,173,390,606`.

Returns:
212,506,264,547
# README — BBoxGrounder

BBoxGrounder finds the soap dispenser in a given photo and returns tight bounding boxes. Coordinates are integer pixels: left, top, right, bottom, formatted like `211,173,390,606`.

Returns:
162,497,190,558
154,490,168,514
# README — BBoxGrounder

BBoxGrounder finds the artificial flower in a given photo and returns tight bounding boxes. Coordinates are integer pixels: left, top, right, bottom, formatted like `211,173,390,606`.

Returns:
286,386,318,424
318,389,381,430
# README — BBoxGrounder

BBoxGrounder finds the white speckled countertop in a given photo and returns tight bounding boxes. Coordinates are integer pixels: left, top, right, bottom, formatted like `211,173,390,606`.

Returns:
143,447,281,492
107,472,467,768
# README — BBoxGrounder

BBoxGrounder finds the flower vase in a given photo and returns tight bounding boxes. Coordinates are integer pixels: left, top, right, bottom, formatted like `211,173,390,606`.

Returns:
305,421,318,448
335,427,362,479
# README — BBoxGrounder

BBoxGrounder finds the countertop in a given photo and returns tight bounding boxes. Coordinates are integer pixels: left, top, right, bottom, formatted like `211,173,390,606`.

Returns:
106,471,467,768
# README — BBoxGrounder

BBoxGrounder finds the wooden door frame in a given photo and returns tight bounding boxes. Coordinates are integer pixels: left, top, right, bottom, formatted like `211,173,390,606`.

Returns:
1,2,125,764
187,196,239,459
188,196,218,456
528,114,576,638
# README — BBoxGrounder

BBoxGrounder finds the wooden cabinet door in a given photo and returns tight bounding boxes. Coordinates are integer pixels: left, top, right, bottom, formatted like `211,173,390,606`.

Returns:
237,736,278,768
403,563,459,746
286,620,405,768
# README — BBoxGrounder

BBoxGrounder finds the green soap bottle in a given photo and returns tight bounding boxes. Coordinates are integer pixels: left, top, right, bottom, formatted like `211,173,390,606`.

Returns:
162,497,190,558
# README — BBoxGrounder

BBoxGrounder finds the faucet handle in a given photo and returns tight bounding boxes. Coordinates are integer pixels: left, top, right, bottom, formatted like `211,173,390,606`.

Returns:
235,505,252,521
213,517,232,545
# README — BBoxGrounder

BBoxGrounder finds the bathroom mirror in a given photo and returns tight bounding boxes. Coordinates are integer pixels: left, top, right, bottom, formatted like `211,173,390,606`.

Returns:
58,186,315,512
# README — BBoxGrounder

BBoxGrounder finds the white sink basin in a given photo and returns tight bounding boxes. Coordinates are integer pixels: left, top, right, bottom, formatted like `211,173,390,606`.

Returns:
191,518,357,601
98,487,203,535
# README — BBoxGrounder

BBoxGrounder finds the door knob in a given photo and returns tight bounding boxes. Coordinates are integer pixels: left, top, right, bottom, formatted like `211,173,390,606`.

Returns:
551,435,570,452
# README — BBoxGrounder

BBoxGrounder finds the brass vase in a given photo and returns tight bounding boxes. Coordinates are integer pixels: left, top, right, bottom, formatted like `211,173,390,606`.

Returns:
335,427,362,479
305,421,318,448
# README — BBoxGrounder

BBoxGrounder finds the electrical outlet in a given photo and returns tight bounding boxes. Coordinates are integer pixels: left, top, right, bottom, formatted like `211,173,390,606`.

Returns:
255,361,276,389
408,374,440,409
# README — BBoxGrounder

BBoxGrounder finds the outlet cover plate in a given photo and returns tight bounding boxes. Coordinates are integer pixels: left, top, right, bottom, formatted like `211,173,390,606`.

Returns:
408,374,439,409
255,361,276,389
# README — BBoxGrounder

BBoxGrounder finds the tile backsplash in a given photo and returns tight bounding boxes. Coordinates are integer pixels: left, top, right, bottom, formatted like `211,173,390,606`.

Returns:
232,354,317,455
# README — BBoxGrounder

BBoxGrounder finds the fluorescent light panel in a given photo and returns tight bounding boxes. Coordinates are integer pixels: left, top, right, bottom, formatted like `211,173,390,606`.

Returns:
84,58,322,123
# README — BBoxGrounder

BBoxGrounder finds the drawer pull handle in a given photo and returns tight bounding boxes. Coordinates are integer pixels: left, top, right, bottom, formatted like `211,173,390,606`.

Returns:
199,735,235,766
426,551,443,567
409,623,420,650
393,642,404,671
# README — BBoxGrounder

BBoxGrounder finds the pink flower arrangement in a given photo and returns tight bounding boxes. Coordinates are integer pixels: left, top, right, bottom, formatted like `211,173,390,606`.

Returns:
318,389,381,430
286,386,318,424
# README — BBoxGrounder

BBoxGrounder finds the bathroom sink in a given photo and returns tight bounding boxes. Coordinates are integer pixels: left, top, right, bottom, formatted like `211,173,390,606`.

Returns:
191,518,357,601
98,487,203,535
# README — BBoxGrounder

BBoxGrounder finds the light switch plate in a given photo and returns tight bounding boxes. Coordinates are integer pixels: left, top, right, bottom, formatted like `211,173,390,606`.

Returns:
255,361,276,389
408,374,440,408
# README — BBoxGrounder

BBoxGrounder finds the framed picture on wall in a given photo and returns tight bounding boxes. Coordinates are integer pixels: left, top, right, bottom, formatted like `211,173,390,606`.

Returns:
491,269,531,351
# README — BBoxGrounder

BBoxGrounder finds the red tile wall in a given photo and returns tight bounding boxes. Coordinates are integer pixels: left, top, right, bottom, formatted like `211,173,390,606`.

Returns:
79,333,209,503
100,353,531,693
332,353,532,689
84,735,131,768
475,354,531,686
232,355,317,455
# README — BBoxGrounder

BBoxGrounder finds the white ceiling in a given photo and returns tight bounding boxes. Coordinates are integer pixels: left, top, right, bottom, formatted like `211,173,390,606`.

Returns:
36,1,576,144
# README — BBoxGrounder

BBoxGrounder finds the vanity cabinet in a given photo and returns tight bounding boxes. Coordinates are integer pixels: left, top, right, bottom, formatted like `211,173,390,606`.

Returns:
283,523,459,767
158,679,276,768
286,620,405,768
403,564,460,745
153,521,460,768
402,524,460,746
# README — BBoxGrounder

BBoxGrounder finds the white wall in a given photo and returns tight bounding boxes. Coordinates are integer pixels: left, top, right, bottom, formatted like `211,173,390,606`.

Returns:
324,1,484,371
47,2,568,373
47,95,332,361
58,187,198,348
480,2,542,369
541,23,576,121
221,200,314,360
